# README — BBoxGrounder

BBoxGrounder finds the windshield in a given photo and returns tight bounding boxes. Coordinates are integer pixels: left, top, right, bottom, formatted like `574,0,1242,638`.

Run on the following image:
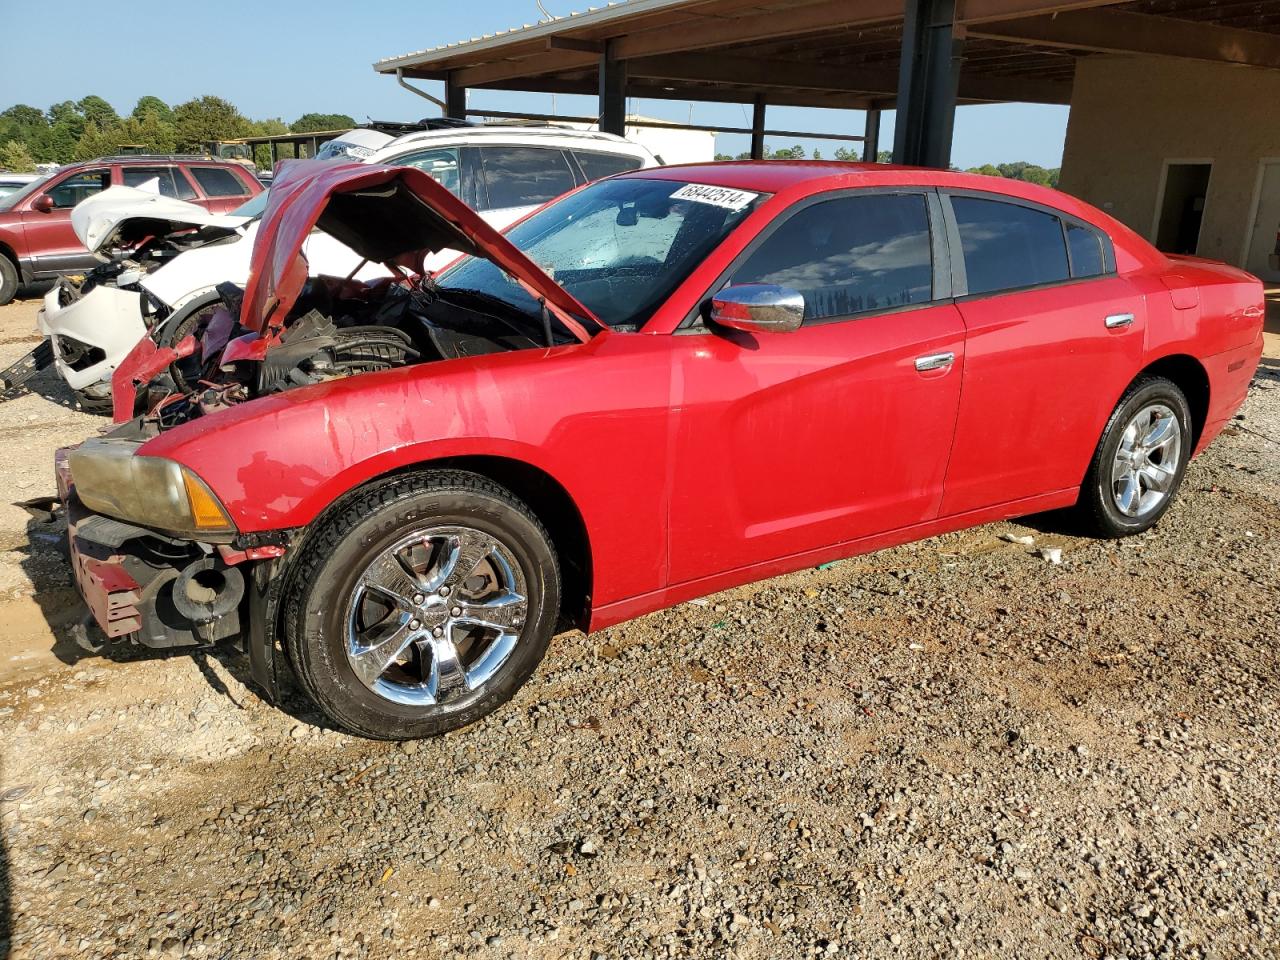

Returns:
438,177,767,330
230,189,270,219
0,173,53,212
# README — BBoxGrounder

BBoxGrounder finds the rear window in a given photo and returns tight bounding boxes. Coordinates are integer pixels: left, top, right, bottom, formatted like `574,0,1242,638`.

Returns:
1066,222,1106,278
188,166,250,198
951,196,1069,295
573,150,644,182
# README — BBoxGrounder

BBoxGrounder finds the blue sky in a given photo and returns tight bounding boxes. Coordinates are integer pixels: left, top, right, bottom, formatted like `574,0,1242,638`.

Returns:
0,0,1069,169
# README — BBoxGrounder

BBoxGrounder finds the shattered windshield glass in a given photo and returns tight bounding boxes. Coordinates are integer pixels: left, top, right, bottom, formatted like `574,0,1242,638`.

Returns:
437,177,767,330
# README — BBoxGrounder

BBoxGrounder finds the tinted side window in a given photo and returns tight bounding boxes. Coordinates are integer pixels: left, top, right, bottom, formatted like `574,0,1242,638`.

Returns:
47,169,110,208
394,147,461,196
188,166,250,198
480,146,576,210
730,193,934,322
122,166,183,199
1067,222,1106,278
573,150,643,182
951,196,1069,295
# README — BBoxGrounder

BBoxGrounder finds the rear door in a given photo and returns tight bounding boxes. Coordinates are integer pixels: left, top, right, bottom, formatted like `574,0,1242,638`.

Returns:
667,189,967,583
21,165,114,275
938,191,1147,516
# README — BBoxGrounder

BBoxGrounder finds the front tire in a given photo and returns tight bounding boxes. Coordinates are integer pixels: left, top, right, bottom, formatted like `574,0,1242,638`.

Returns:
283,470,560,739
1077,376,1192,537
0,256,18,306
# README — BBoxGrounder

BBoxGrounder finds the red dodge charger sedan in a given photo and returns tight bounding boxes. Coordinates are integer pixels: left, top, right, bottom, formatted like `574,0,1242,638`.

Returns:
59,160,1264,738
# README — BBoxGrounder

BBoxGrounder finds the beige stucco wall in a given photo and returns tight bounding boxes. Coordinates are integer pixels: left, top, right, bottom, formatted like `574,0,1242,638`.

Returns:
1059,55,1280,266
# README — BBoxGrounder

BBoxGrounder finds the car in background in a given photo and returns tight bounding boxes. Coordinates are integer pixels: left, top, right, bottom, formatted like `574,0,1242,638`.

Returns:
0,172,40,200
0,155,263,305
59,160,1263,739
33,126,657,410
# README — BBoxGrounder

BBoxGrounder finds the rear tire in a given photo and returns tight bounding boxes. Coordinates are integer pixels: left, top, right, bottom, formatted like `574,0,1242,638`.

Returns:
283,470,560,739
0,256,18,306
1076,376,1192,537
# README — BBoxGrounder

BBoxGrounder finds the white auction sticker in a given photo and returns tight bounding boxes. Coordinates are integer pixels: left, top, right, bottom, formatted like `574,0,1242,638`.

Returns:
669,183,759,211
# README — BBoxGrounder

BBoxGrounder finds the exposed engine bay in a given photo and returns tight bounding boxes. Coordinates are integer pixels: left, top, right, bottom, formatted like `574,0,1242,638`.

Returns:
128,271,567,434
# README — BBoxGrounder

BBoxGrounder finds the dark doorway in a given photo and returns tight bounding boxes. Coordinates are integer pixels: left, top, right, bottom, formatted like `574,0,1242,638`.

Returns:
1155,162,1212,255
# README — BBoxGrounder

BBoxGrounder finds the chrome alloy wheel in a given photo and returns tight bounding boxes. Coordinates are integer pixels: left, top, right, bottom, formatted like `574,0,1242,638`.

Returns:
344,525,528,708
1110,402,1182,519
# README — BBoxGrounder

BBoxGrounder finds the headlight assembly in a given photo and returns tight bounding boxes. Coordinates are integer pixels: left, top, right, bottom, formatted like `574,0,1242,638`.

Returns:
68,438,234,538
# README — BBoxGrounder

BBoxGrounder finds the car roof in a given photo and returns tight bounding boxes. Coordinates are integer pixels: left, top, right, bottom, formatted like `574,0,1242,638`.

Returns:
621,160,1164,271
374,124,652,156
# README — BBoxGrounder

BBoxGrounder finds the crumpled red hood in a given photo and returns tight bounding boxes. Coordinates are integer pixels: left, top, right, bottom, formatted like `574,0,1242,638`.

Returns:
242,160,602,342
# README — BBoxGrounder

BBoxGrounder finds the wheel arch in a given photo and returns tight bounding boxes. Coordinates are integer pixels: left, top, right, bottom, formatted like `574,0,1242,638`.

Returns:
1134,353,1211,447
0,238,23,282
293,454,594,632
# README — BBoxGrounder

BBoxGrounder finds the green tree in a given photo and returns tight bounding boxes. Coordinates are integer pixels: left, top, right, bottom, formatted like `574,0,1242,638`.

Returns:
173,96,248,150
131,96,172,122
72,119,120,161
811,148,822,160
119,111,177,154
77,95,119,129
0,140,36,173
834,146,857,161
291,112,355,133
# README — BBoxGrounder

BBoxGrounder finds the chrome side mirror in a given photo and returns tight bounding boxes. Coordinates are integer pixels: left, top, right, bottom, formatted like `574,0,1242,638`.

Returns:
709,284,805,333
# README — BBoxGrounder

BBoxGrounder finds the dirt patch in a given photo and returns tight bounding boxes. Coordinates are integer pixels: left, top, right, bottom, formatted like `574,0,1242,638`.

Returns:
0,300,1277,959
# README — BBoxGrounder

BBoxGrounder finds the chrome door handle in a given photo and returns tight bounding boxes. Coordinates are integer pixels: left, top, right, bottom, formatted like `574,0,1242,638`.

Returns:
1105,312,1135,328
915,352,955,372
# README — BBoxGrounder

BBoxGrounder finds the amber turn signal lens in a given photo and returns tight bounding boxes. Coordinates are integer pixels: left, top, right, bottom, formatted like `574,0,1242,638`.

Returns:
183,469,233,530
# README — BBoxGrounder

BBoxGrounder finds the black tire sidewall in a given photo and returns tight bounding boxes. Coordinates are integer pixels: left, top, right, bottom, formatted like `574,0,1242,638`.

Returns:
289,480,559,739
1091,378,1192,535
0,257,18,306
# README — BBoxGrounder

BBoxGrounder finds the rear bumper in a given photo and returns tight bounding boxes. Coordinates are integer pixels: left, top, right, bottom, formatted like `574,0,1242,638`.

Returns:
57,449,247,648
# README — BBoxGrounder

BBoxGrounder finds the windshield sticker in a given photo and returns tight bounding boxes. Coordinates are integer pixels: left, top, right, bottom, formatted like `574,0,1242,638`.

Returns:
669,183,759,211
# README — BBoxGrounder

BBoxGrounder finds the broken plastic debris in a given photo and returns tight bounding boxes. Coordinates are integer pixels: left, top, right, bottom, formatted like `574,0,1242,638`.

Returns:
1000,533,1035,546
817,561,842,570
1038,547,1063,564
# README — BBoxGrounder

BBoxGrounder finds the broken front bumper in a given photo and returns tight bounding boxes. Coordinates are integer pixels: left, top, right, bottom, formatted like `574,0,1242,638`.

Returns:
57,450,247,648
38,281,149,392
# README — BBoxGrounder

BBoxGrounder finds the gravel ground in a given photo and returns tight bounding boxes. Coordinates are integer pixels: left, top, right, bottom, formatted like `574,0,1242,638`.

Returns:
0,295,1277,960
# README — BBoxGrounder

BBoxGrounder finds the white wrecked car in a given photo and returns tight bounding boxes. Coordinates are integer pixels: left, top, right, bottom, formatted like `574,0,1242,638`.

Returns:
33,125,657,412
36,186,387,411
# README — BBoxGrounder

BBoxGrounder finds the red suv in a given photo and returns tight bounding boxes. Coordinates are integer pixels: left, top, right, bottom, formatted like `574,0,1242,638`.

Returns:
0,155,263,305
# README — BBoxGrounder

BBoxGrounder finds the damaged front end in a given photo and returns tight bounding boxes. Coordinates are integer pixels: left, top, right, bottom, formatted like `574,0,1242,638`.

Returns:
36,187,246,406
62,161,605,698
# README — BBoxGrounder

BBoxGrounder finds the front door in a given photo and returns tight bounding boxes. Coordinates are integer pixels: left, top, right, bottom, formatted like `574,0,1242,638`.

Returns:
21,166,113,275
667,191,966,585
938,192,1148,516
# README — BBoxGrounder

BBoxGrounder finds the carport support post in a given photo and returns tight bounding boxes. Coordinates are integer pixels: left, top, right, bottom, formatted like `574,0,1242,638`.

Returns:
445,73,467,120
862,107,881,162
598,40,628,136
893,0,963,168
750,95,766,160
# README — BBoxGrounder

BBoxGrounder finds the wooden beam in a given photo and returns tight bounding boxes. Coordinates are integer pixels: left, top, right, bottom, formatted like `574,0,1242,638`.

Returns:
970,9,1280,69
958,0,1127,25
547,36,604,54
626,51,1071,103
